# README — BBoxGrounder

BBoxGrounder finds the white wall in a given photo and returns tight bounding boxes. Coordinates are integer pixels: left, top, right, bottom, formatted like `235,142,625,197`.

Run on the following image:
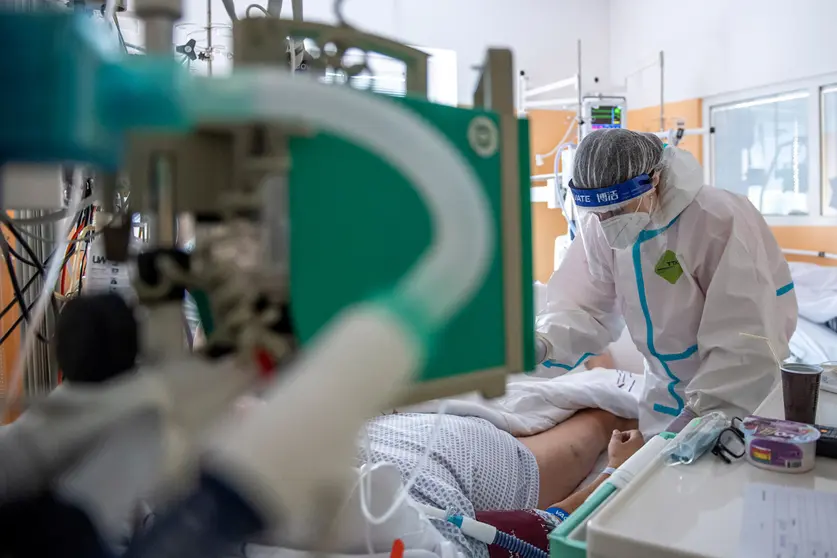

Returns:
610,0,837,108
170,0,611,105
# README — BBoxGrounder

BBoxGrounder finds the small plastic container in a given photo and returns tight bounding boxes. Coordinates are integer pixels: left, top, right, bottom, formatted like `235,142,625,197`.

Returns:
740,415,820,473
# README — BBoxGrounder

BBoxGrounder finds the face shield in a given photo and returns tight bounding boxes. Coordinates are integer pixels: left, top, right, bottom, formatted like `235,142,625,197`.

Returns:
570,173,656,270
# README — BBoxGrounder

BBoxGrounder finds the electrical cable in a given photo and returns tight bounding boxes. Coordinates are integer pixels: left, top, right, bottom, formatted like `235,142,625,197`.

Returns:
245,4,268,16
0,214,51,273
0,213,61,321
0,297,38,347
113,12,128,53
0,233,49,344
0,253,55,323
7,245,39,268
6,194,93,225
2,186,87,418
535,120,577,160
221,0,239,20
10,223,94,245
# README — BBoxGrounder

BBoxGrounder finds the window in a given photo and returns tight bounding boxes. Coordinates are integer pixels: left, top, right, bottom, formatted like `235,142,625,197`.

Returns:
320,48,408,97
821,87,837,216
319,45,458,106
705,75,837,223
710,92,810,216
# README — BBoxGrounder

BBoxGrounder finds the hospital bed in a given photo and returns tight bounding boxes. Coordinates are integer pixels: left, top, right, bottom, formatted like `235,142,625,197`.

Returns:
785,258,837,364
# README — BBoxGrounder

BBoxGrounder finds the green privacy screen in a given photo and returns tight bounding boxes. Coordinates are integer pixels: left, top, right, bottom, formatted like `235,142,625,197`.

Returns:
288,94,534,392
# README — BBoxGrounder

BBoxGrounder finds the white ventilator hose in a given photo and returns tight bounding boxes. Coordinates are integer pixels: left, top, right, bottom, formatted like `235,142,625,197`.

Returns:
196,70,494,531
189,70,493,329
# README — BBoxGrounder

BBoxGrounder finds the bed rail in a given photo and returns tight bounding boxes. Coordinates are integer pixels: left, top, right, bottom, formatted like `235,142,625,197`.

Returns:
783,248,837,262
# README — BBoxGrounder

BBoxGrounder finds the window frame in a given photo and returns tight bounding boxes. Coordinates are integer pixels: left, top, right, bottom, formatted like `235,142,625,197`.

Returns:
319,45,458,107
702,73,837,226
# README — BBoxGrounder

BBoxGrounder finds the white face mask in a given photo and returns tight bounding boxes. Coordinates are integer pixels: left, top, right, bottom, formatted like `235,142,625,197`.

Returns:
600,212,651,249
599,196,655,250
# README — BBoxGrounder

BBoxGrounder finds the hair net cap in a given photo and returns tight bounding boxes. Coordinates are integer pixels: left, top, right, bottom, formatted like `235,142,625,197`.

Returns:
572,129,665,190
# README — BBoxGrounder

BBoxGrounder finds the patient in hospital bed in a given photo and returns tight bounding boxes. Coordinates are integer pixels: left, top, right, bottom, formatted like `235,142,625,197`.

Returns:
233,367,640,558
360,409,639,558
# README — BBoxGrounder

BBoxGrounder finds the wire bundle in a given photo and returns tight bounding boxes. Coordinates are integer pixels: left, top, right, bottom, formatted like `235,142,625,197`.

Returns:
0,184,97,411
0,188,95,351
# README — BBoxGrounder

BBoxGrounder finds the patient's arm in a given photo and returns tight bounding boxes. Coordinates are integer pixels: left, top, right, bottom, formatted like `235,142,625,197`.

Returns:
549,473,609,516
547,429,644,515
517,409,636,509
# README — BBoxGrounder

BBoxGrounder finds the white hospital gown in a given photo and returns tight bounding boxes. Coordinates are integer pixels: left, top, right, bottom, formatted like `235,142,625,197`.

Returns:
359,413,552,558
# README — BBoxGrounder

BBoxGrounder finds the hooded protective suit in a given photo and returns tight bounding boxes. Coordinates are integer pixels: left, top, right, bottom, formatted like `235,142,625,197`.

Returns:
535,146,798,439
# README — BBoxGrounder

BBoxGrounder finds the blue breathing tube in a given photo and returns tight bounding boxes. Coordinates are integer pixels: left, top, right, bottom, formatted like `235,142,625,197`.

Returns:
445,513,548,558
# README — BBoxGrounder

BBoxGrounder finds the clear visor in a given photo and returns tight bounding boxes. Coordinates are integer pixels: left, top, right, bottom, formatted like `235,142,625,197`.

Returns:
570,174,655,275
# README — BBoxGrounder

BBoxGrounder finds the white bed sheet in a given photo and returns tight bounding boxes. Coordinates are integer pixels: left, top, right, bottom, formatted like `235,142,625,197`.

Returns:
406,367,642,437
790,262,837,324
790,317,837,364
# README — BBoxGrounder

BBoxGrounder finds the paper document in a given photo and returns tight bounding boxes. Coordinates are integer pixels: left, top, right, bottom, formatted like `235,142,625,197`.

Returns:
740,483,837,558
83,234,134,300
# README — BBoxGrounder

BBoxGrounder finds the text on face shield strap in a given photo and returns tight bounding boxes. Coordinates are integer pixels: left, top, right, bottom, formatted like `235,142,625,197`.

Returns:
569,175,653,208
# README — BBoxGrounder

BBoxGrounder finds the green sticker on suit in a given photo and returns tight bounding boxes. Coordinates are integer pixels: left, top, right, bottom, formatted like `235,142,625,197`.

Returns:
655,250,683,285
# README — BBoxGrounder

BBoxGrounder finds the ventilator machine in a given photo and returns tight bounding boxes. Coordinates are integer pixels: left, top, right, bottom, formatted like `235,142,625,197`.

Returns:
0,0,535,555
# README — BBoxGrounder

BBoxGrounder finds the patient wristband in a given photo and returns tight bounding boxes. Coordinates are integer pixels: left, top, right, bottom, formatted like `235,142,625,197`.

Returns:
546,507,570,522
601,467,617,476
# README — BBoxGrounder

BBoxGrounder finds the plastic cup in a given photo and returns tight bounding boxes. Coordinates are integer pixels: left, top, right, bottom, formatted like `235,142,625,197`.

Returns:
781,363,823,424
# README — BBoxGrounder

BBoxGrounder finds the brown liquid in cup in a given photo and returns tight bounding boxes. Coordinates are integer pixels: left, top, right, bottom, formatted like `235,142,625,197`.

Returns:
782,363,823,424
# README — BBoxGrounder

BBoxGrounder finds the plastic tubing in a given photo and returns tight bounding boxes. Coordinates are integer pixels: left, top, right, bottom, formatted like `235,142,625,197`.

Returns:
419,505,548,558
190,69,494,334
552,142,576,237
493,531,548,558
359,402,449,526
181,69,493,533
2,185,86,418
103,0,119,27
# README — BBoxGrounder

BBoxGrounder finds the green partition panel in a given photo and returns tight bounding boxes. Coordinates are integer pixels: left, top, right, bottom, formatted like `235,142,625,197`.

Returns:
288,94,533,392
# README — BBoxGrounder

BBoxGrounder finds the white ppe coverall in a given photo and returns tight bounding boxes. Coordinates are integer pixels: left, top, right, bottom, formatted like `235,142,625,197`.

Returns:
536,148,798,438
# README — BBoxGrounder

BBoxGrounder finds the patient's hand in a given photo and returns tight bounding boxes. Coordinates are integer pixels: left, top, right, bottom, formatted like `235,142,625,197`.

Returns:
607,429,643,468
585,352,616,370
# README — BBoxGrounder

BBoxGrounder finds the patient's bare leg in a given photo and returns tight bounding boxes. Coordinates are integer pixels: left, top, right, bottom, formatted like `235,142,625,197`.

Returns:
517,409,637,509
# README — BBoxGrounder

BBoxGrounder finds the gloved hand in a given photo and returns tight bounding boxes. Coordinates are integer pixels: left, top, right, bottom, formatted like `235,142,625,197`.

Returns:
663,406,698,435
535,336,549,365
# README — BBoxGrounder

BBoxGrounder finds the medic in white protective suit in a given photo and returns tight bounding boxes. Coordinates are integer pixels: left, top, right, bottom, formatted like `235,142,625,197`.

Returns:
534,129,798,439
